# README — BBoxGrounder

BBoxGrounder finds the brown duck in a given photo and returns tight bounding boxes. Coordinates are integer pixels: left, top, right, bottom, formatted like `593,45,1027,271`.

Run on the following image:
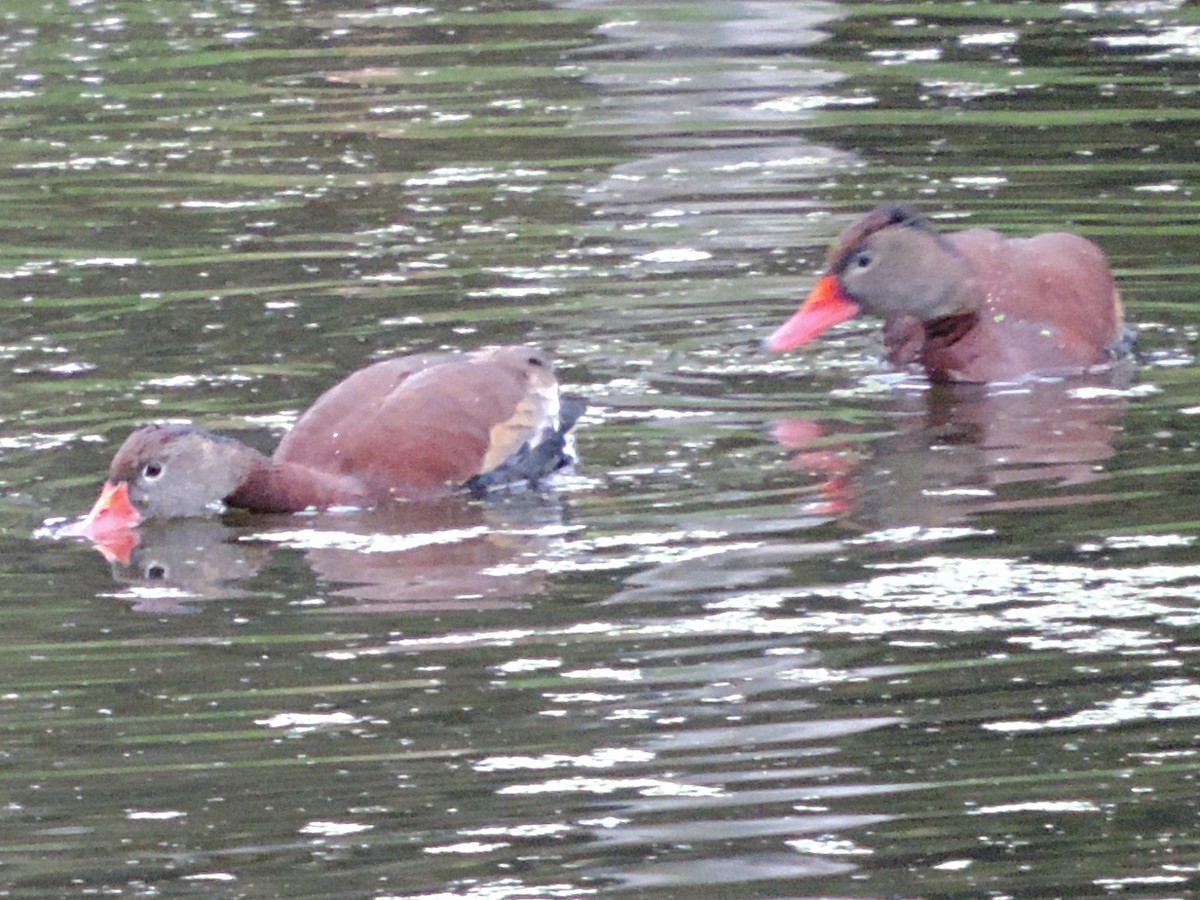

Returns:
68,345,583,540
765,205,1129,382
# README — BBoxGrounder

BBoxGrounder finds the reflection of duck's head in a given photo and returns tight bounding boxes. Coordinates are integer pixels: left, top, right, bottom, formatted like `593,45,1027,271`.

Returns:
766,204,1127,383
101,496,571,614
104,519,271,613
65,346,584,544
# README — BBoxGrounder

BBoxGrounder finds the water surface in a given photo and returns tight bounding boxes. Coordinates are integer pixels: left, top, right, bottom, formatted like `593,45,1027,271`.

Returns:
4,1,1200,897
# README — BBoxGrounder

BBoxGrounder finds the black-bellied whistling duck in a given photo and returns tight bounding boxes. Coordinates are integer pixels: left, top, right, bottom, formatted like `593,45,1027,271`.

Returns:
766,204,1129,383
67,345,583,541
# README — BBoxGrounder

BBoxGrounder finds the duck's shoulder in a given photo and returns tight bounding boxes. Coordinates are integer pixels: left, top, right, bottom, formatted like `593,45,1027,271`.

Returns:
929,227,1123,380
950,227,1110,277
337,346,556,399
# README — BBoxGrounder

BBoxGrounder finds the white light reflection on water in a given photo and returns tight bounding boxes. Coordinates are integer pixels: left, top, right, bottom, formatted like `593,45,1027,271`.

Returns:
1095,24,1200,58
492,657,561,674
853,526,991,545
404,166,548,187
485,533,759,577
255,711,361,733
498,777,725,798
323,542,1200,663
789,555,1200,618
333,5,432,22
249,526,492,553
970,800,1102,815
959,30,1019,46
101,584,193,604
1097,534,1195,551
126,809,187,821
987,679,1200,733
923,80,1014,100
473,747,653,773
300,820,373,836
14,156,133,172
634,248,712,264
464,824,573,839
315,545,1183,667
1,431,98,452
469,285,561,299
0,260,58,279
144,372,254,389
753,94,877,113
867,47,943,64
379,880,594,900
785,835,873,856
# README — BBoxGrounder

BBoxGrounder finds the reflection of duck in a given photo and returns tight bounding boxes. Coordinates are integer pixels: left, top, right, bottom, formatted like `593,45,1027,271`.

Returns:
106,496,573,615
774,379,1130,528
280,498,569,611
106,519,271,614
767,205,1130,383
65,346,583,545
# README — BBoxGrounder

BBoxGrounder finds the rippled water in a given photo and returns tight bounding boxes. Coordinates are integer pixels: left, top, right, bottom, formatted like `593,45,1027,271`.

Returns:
5,1,1200,897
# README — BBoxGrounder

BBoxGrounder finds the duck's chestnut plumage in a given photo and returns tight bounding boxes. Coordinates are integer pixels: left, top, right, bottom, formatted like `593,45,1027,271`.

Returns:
69,346,582,538
766,205,1128,383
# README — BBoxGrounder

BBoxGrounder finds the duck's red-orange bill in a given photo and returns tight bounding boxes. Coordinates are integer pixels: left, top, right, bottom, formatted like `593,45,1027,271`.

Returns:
63,480,141,540
765,275,861,353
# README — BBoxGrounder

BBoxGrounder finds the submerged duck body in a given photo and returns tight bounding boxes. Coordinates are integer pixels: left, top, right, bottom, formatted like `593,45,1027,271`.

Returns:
70,345,582,538
766,205,1128,383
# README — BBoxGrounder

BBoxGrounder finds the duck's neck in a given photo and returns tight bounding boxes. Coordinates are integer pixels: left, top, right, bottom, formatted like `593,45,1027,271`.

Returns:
224,461,368,513
882,310,980,378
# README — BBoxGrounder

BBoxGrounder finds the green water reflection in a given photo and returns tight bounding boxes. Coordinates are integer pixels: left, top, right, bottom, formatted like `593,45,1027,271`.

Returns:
3,0,1200,897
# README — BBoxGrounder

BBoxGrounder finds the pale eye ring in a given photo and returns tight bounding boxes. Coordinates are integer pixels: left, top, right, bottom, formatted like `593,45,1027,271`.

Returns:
143,461,164,481
853,251,872,269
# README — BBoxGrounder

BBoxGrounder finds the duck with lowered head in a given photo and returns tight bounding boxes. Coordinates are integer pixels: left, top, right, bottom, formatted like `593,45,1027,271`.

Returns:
66,345,584,543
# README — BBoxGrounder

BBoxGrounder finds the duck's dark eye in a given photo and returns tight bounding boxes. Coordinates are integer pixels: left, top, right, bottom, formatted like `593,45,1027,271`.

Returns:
142,461,164,481
145,562,167,580
853,251,873,269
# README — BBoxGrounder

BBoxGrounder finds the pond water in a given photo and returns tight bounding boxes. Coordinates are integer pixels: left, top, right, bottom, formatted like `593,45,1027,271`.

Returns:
3,0,1200,897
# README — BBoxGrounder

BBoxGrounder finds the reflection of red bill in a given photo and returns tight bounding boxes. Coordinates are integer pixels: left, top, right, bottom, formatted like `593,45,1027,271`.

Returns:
62,481,142,564
765,275,861,352
89,529,140,566
770,417,857,517
771,418,824,450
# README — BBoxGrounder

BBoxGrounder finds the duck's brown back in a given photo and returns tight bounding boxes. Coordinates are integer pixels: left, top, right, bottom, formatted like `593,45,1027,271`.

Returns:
273,346,562,501
911,228,1125,382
